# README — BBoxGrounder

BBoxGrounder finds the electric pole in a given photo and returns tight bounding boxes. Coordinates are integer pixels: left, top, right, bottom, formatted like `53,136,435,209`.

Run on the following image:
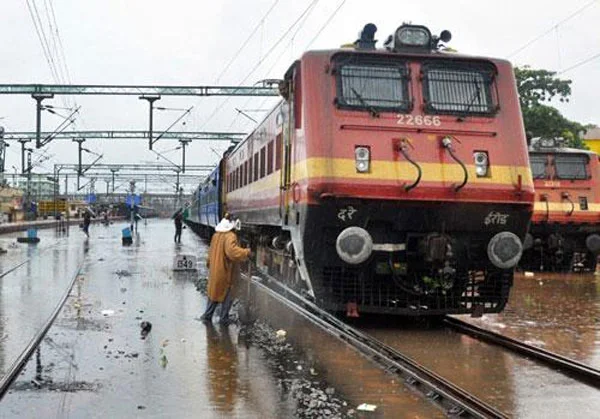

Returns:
32,92,54,149
139,95,161,150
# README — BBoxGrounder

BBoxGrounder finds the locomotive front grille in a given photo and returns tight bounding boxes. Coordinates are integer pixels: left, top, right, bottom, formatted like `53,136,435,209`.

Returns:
318,266,511,315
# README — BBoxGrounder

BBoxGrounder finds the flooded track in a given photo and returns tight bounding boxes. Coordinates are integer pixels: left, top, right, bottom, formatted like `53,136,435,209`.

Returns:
2,221,310,418
244,273,503,418
444,316,600,386
247,269,600,418
243,275,448,418
2,220,373,418
457,272,600,370
359,317,600,417
0,229,86,380
0,259,85,398
3,220,600,418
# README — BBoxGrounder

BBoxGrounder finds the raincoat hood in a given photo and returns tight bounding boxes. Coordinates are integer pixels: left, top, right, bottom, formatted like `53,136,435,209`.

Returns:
215,218,236,232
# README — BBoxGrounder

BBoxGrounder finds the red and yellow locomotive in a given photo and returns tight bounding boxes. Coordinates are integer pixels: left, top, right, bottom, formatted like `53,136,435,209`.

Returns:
218,23,534,316
520,137,600,271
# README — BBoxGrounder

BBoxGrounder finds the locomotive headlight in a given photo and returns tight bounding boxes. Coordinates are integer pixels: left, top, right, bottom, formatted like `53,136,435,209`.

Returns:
487,232,523,269
355,146,371,173
336,226,373,264
395,25,431,48
473,151,489,177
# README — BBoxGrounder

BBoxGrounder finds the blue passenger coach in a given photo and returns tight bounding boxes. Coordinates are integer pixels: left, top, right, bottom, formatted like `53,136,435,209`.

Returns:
185,163,222,236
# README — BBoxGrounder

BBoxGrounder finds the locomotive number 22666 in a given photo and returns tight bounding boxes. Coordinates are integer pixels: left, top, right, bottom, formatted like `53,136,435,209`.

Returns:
397,114,441,127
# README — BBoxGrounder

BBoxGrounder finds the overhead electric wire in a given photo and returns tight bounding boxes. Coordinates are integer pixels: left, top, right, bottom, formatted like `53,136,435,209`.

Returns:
229,0,348,133
199,0,321,131
226,0,322,132
304,0,348,50
42,0,65,84
187,0,282,150
46,0,75,111
558,51,600,74
507,0,598,58
214,0,282,83
26,0,61,83
47,0,71,83
236,0,320,87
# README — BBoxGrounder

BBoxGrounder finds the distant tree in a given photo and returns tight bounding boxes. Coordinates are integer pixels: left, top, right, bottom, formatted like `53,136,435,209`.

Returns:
515,66,587,149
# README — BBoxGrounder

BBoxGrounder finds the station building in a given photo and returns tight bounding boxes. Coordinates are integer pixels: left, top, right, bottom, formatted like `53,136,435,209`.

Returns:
583,127,600,153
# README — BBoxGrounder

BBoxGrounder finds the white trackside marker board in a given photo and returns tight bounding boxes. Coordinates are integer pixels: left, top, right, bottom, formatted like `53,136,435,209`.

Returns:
173,254,197,271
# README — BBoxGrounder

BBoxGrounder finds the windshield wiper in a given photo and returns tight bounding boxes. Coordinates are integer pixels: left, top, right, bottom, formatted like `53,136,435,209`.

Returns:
457,79,482,122
351,87,380,118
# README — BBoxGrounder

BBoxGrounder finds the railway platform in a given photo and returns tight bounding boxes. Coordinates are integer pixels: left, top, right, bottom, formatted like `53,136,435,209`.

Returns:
0,216,124,236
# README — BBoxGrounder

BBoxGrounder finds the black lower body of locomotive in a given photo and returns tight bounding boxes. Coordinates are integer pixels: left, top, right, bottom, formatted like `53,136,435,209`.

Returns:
297,199,531,316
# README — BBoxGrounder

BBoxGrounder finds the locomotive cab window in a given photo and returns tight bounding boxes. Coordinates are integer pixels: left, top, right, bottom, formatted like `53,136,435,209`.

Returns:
422,62,497,116
530,154,547,179
554,154,589,180
334,56,410,112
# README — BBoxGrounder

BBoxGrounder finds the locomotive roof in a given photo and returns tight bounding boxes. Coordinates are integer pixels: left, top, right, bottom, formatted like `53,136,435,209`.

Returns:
529,146,598,156
300,48,512,67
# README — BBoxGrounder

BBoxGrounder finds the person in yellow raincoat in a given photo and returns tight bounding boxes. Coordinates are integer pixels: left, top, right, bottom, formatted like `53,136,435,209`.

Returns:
200,214,251,325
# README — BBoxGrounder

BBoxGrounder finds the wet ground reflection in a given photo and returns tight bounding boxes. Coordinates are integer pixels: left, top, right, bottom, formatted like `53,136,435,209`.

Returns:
0,229,84,380
458,272,600,369
362,317,600,417
0,221,304,418
205,324,238,413
4,221,599,417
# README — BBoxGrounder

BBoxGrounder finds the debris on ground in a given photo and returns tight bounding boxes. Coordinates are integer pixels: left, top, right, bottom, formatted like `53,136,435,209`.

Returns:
243,321,352,418
140,321,152,339
357,403,377,412
159,349,168,368
115,270,132,278
192,276,208,294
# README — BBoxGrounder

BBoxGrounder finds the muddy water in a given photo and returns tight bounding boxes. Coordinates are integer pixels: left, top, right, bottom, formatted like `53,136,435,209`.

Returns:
1,221,295,418
248,283,445,418
456,272,600,369
361,322,600,417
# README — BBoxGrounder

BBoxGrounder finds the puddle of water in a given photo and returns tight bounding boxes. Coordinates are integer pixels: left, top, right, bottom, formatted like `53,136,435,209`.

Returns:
462,272,600,369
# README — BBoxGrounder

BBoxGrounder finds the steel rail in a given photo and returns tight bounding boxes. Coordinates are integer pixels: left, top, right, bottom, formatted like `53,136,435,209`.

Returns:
444,316,600,387
0,259,85,399
245,271,508,419
0,237,67,280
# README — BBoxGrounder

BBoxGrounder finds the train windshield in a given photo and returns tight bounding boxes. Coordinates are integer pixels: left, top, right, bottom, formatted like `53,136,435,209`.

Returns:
530,155,547,179
335,58,410,112
554,154,589,180
422,62,496,116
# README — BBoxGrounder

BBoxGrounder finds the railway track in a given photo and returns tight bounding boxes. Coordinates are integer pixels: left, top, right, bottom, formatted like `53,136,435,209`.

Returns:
245,267,600,417
0,236,68,280
244,270,508,419
0,260,86,399
444,316,600,388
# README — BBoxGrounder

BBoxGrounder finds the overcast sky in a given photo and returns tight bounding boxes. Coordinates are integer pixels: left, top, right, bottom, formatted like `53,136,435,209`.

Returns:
1,0,599,192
